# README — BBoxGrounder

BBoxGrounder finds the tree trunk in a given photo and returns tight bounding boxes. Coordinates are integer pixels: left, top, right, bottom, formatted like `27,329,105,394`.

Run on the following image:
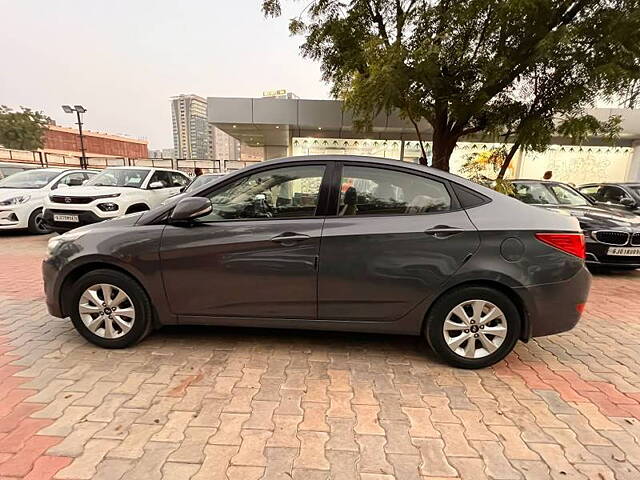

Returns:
431,127,459,172
496,142,521,179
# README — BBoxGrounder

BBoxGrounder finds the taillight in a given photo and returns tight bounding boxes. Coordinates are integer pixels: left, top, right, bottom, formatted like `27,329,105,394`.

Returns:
535,233,585,259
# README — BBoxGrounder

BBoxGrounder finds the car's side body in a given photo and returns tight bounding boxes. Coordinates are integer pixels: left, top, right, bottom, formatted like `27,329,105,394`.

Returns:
42,166,190,232
0,168,96,232
44,156,589,347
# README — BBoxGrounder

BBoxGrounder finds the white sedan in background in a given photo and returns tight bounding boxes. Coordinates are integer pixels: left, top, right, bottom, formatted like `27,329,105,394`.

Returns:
42,166,190,232
0,168,96,234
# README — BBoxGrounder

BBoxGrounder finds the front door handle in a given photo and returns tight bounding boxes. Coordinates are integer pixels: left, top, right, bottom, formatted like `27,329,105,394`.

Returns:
271,232,311,245
424,225,466,239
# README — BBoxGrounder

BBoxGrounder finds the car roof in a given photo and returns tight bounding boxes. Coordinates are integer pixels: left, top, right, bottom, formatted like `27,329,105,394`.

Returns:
579,182,640,187
104,166,183,173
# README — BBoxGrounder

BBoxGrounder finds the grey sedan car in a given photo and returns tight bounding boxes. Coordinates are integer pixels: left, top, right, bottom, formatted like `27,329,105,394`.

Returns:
43,156,591,369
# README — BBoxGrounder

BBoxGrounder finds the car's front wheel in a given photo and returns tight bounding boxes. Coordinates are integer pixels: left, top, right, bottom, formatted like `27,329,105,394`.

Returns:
425,286,521,369
28,208,51,234
69,269,152,348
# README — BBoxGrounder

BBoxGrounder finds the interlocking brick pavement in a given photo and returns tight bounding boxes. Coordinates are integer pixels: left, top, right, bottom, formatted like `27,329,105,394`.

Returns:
0,233,640,478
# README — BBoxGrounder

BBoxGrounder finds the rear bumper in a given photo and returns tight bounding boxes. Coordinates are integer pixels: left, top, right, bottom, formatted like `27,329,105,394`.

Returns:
517,266,591,338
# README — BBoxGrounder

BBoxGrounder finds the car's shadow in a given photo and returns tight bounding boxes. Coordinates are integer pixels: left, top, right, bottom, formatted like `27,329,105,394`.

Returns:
146,323,442,363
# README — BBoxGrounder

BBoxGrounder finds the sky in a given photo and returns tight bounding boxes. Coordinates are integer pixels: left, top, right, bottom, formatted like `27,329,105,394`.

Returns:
0,0,331,149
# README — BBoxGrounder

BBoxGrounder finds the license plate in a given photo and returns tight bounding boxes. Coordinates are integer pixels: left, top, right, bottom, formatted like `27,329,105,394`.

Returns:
53,214,79,223
607,246,640,256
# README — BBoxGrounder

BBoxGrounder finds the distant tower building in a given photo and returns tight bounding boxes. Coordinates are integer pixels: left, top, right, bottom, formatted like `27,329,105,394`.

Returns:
171,94,209,159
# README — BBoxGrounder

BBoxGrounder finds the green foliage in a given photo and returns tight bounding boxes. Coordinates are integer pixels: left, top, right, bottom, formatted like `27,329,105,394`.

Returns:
0,106,51,151
263,0,640,172
460,147,515,195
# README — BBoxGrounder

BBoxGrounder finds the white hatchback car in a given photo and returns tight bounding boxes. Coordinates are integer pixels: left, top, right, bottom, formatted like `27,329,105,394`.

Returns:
42,166,190,232
0,168,96,234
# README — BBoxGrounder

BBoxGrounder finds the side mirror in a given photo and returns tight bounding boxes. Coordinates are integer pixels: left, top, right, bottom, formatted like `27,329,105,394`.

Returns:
620,197,637,209
148,181,164,190
170,197,212,223
56,183,70,190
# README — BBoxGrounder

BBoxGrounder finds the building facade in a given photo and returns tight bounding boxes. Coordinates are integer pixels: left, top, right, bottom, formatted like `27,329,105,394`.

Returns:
207,96,640,183
43,125,148,158
171,94,209,159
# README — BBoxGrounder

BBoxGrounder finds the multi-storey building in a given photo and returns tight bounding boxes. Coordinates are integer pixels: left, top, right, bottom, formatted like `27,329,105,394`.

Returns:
171,94,209,159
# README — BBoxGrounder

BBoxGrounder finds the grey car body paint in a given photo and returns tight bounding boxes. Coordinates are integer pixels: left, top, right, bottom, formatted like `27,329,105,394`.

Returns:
43,155,590,343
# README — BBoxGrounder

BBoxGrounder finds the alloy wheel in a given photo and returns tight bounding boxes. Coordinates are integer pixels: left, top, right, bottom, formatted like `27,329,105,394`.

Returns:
34,212,49,233
442,299,507,359
78,283,136,339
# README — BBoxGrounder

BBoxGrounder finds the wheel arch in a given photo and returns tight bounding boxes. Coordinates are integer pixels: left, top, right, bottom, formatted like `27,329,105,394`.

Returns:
59,261,155,325
125,203,150,214
420,279,530,341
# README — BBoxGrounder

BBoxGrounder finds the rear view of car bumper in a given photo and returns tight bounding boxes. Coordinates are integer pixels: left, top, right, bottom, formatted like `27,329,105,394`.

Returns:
517,266,592,338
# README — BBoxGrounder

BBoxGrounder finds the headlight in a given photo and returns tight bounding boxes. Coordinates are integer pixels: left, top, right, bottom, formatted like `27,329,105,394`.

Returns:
97,202,119,212
0,195,31,206
46,230,87,256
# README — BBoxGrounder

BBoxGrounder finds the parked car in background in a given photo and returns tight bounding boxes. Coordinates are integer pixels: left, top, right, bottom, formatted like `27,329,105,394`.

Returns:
0,162,41,180
43,156,591,369
512,180,640,270
0,168,96,234
43,166,190,232
184,172,227,193
578,182,640,214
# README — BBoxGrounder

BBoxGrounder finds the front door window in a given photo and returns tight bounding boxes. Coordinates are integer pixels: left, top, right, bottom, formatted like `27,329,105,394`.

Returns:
198,165,326,222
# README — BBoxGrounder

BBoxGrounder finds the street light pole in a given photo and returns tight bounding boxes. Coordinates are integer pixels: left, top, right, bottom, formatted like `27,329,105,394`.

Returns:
75,110,87,169
62,105,88,169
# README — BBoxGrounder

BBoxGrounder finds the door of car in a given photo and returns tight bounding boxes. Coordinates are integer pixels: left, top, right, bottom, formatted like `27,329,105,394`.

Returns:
159,163,330,319
146,170,184,206
318,163,480,321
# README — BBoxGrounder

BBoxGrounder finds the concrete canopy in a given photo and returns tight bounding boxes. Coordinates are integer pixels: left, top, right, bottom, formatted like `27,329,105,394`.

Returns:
208,97,640,150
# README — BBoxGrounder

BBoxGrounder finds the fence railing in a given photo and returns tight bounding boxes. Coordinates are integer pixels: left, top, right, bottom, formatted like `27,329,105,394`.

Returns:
0,148,263,174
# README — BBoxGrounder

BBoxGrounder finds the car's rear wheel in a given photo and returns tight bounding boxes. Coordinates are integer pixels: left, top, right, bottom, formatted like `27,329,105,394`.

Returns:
425,286,520,369
27,208,51,234
69,269,152,348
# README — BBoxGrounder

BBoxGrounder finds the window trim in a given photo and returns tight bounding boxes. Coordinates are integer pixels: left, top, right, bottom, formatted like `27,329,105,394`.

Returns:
192,162,334,224
328,162,461,218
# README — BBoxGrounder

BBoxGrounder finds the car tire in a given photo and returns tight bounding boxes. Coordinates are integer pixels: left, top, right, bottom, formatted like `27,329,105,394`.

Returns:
425,286,521,369
27,208,51,234
69,269,153,348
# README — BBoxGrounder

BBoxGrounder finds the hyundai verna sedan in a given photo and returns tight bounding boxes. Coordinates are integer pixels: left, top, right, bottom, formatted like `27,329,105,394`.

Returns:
43,156,591,369
512,180,640,270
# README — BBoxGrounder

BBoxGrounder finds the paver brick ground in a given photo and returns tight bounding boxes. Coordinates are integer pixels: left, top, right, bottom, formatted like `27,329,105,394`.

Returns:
0,232,639,478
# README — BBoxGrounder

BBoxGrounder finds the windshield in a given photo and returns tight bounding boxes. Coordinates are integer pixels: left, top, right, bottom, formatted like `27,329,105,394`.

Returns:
513,182,590,206
629,185,640,197
86,168,149,188
0,170,60,189
186,175,223,192
548,184,590,206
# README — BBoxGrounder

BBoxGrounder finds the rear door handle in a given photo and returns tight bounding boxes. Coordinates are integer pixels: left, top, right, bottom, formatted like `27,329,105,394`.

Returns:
271,233,311,244
424,226,466,239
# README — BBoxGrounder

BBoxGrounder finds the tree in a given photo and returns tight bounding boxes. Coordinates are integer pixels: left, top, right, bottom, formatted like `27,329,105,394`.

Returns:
0,106,51,151
263,0,640,172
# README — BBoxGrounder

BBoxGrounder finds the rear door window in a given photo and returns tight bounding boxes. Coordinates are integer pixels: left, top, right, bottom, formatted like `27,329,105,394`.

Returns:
338,166,451,216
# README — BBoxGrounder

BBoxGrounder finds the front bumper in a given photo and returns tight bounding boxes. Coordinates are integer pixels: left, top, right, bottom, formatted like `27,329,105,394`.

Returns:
517,266,591,338
0,206,30,230
585,240,640,268
43,257,64,317
42,208,115,232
